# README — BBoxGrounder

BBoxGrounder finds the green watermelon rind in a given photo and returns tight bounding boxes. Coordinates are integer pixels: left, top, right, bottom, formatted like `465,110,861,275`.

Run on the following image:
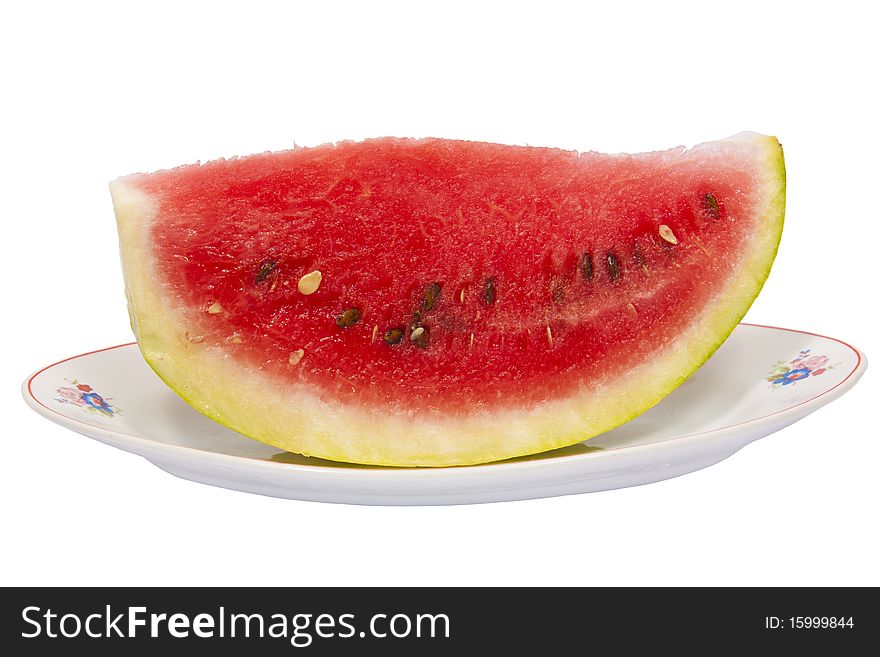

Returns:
111,134,785,467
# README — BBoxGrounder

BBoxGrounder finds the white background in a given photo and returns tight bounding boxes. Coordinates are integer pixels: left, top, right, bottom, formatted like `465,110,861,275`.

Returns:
2,1,877,586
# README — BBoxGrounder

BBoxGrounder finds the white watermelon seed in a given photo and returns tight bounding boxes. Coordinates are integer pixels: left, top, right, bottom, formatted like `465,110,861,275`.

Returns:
460,288,465,303
297,270,323,295
410,326,429,349
207,302,224,314
288,349,305,366
658,224,678,244
226,334,243,344
371,324,378,343
546,325,554,346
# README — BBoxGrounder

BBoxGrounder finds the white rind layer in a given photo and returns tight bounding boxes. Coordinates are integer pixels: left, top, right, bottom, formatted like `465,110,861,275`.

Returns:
111,134,785,466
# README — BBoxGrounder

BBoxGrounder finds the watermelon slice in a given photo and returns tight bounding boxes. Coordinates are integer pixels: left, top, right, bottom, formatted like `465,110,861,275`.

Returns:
111,133,785,466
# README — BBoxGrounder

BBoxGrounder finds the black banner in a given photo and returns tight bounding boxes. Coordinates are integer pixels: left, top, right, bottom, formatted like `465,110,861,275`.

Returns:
1,587,875,654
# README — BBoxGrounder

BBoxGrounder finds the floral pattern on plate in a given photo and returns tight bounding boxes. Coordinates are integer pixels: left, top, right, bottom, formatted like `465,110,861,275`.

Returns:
766,349,836,388
55,380,120,417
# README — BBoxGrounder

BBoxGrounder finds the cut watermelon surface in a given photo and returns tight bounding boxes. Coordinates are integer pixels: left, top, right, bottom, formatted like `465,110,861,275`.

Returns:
111,133,785,466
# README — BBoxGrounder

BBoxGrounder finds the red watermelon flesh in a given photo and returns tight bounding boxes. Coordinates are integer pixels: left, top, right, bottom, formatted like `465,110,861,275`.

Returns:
111,134,785,466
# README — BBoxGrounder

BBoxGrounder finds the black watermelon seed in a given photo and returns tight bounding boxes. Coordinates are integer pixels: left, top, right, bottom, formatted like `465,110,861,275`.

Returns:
383,327,404,345
606,253,621,281
336,308,361,328
580,252,594,282
633,248,649,273
704,193,720,219
255,259,277,284
422,282,441,311
633,248,645,266
484,277,496,305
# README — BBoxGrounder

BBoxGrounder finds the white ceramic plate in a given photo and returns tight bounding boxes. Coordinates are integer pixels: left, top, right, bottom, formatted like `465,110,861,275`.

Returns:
23,324,866,505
